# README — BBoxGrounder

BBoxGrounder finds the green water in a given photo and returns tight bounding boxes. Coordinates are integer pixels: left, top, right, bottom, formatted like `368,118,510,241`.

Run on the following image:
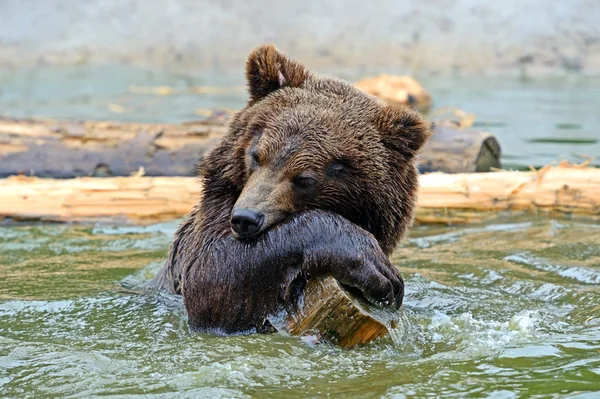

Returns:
1,64,599,397
1,219,599,398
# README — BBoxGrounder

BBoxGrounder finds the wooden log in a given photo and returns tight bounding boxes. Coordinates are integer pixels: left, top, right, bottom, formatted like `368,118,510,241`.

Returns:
354,75,432,112
0,174,200,224
416,161,600,224
418,121,502,173
1,162,598,225
286,276,399,348
0,117,228,178
0,115,499,177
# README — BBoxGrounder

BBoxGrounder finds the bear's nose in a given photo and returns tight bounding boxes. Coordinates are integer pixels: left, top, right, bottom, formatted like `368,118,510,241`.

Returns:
230,209,264,238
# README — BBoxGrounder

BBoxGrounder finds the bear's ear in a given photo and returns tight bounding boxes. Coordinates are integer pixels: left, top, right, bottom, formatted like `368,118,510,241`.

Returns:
245,44,310,103
375,105,431,157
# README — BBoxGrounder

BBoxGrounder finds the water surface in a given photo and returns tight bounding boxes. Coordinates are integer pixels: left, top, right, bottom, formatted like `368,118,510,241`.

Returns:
1,219,599,397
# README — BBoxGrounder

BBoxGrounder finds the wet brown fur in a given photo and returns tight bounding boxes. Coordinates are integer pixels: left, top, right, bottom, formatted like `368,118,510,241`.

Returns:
152,45,430,334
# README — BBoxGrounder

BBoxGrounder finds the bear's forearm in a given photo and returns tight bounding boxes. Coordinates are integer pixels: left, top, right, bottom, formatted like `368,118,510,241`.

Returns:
185,209,385,283
179,210,401,333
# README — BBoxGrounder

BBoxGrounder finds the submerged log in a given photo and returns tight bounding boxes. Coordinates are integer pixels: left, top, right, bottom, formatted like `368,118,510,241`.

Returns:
1,162,598,225
0,115,499,177
418,121,501,173
287,276,399,348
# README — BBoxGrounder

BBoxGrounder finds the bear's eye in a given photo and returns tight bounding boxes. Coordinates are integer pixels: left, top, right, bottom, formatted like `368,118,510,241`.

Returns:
250,151,260,166
327,163,344,177
292,176,316,190
326,161,347,178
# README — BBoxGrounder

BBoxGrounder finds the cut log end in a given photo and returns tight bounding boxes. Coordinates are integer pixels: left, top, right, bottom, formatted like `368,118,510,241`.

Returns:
475,136,502,172
418,122,502,174
286,276,400,348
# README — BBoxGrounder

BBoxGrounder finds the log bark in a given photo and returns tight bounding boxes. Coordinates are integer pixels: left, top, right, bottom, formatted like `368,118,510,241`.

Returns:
0,174,199,224
417,162,600,224
0,116,500,177
418,121,501,173
286,276,399,348
1,162,598,225
0,116,228,178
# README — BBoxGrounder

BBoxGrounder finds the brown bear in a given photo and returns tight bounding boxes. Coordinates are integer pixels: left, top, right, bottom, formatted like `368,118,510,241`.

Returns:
152,45,430,335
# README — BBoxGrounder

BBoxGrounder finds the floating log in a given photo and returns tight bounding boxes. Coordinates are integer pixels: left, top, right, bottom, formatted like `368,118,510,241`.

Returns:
0,117,228,178
0,115,500,178
0,174,198,224
354,74,432,112
1,162,598,225
286,276,399,348
417,162,600,224
418,121,501,173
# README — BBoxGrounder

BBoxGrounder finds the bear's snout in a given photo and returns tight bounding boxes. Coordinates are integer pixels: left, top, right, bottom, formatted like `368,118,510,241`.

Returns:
231,209,265,238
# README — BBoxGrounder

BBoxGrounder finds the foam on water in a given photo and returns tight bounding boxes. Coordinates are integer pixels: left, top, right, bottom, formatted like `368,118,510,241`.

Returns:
505,253,600,284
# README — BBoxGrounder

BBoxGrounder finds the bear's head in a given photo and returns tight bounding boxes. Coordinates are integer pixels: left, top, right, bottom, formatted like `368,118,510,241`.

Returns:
210,45,430,255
